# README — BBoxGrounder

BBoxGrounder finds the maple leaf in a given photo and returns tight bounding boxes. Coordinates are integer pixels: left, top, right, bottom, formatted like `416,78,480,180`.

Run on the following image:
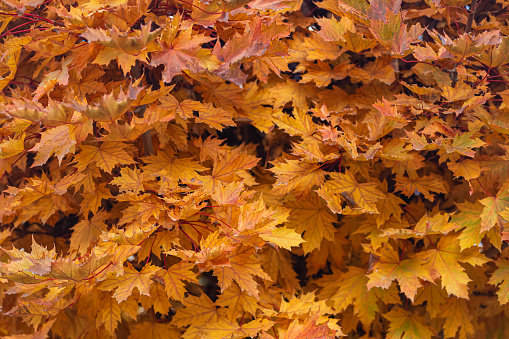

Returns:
156,262,197,302
5,0,509,336
1,238,56,278
414,281,447,318
479,185,509,232
0,135,25,159
440,297,475,339
82,23,161,74
201,148,259,189
111,167,145,194
285,193,336,253
142,151,207,182
260,246,300,292
128,321,181,339
74,142,134,173
139,283,172,315
212,246,271,297
488,260,509,305
71,211,108,255
413,234,488,298
383,308,433,339
31,125,77,166
280,292,334,318
171,294,224,327
97,263,160,302
444,131,485,157
96,291,122,335
195,103,236,130
259,226,304,250
271,159,326,199
150,15,219,82
196,318,275,338
447,160,481,180
394,174,447,201
216,283,260,320
281,312,344,338
367,245,432,302
69,85,142,122
318,170,386,214
323,267,385,326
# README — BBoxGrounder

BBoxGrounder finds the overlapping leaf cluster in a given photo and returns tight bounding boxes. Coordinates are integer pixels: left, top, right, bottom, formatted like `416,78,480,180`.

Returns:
1,0,509,337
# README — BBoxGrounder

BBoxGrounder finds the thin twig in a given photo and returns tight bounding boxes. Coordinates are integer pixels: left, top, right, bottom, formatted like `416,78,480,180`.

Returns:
465,0,479,33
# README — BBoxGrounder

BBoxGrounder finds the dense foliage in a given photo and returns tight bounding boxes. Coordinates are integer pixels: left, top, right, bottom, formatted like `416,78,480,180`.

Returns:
1,0,509,337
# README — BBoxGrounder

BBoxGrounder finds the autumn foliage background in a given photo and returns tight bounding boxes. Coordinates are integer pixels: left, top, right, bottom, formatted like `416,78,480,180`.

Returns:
2,0,509,337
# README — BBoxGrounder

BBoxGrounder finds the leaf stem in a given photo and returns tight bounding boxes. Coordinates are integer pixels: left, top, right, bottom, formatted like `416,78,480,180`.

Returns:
477,178,493,197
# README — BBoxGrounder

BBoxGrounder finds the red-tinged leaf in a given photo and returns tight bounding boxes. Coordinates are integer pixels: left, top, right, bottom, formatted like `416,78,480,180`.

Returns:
150,16,219,82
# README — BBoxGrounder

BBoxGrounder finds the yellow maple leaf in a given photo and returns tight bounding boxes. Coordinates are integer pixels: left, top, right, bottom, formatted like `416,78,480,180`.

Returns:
440,297,475,339
383,308,433,339
172,294,224,327
281,312,344,338
271,159,326,199
414,281,447,318
196,318,274,339
215,283,260,321
96,291,122,335
70,210,109,256
280,292,334,318
394,174,447,201
143,151,207,182
128,321,181,339
139,283,172,314
318,170,386,214
74,142,133,173
367,245,432,302
156,262,197,302
413,234,488,299
285,192,336,254
259,226,304,250
98,263,160,302
212,246,271,297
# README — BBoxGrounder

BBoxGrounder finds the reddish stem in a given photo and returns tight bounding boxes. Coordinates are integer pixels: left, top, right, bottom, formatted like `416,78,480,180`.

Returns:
185,221,212,232
184,222,204,238
23,13,54,24
179,226,200,251
1,27,48,37
196,212,233,229
67,293,82,308
425,235,436,248
488,72,509,79
399,239,407,262
477,178,493,197
444,6,462,33
84,262,113,281
0,19,39,38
